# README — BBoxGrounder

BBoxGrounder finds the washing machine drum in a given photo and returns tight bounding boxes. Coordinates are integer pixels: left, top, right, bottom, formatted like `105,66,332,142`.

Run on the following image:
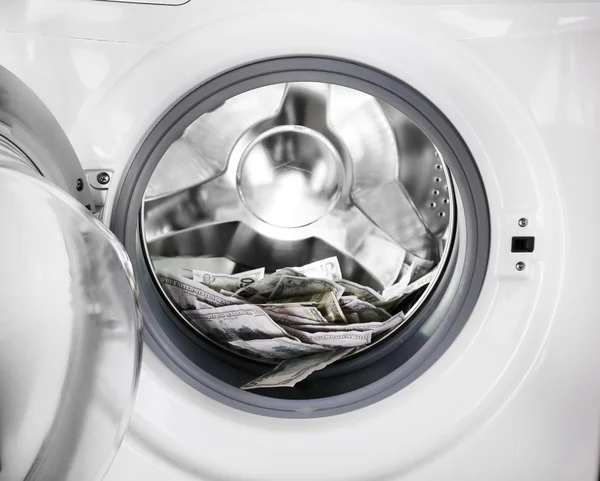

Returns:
112,58,490,416
0,67,141,481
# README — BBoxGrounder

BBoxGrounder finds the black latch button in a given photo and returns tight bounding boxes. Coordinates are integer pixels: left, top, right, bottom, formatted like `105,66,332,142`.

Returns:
511,236,535,253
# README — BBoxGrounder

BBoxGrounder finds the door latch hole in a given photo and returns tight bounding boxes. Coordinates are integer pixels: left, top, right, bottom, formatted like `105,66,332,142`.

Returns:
511,236,535,253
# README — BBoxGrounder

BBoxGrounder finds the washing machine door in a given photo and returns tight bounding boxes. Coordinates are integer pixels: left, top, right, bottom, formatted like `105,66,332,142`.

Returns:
0,67,142,481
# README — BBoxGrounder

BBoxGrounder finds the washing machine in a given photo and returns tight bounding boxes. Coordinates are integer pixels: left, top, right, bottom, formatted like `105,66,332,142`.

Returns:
1,0,600,480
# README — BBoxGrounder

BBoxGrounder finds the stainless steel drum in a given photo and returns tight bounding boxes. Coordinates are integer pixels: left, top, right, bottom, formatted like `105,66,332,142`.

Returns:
110,57,489,415
141,81,456,359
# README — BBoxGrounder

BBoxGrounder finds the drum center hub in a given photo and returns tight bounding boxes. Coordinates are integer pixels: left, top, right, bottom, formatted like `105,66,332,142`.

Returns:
236,125,344,228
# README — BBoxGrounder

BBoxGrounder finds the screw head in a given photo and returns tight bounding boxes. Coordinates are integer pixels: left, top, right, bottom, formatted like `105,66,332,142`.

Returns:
518,218,528,227
76,178,83,191
96,172,111,185
516,261,526,271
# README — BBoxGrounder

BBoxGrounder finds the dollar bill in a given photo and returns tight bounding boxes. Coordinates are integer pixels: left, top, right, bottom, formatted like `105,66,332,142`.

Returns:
260,305,328,323
338,295,358,307
410,256,436,282
381,262,415,300
264,312,327,326
375,270,436,314
229,338,330,360
193,267,265,292
381,268,437,302
282,326,372,348
241,348,352,389
289,311,407,335
234,268,303,299
268,290,347,324
316,291,347,323
386,256,435,289
294,256,342,280
398,263,415,289
336,279,382,303
340,297,391,323
266,291,329,306
157,271,245,309
376,312,408,334
247,293,270,304
219,289,246,300
152,259,192,279
152,256,234,280
371,311,407,334
355,235,406,287
191,300,213,310
269,275,345,301
181,304,295,345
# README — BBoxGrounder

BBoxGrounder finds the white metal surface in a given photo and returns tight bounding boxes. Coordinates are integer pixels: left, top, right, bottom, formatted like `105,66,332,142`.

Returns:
0,0,599,480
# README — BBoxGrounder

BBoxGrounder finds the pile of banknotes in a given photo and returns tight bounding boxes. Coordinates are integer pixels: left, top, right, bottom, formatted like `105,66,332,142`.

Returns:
156,256,436,389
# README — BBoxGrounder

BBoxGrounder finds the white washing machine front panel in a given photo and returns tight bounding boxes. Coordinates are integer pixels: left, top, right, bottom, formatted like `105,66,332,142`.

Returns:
0,1,599,480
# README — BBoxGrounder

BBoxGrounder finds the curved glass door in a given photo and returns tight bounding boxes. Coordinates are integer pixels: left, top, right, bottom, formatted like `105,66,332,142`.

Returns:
0,167,142,481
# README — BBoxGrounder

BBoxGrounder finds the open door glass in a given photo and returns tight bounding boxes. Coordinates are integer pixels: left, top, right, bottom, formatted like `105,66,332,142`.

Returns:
0,167,142,481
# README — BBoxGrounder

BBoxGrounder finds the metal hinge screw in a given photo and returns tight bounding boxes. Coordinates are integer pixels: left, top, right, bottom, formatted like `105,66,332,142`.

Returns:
96,172,111,185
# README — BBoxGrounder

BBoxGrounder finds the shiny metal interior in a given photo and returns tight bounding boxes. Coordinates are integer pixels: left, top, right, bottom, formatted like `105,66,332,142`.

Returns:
141,81,456,357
